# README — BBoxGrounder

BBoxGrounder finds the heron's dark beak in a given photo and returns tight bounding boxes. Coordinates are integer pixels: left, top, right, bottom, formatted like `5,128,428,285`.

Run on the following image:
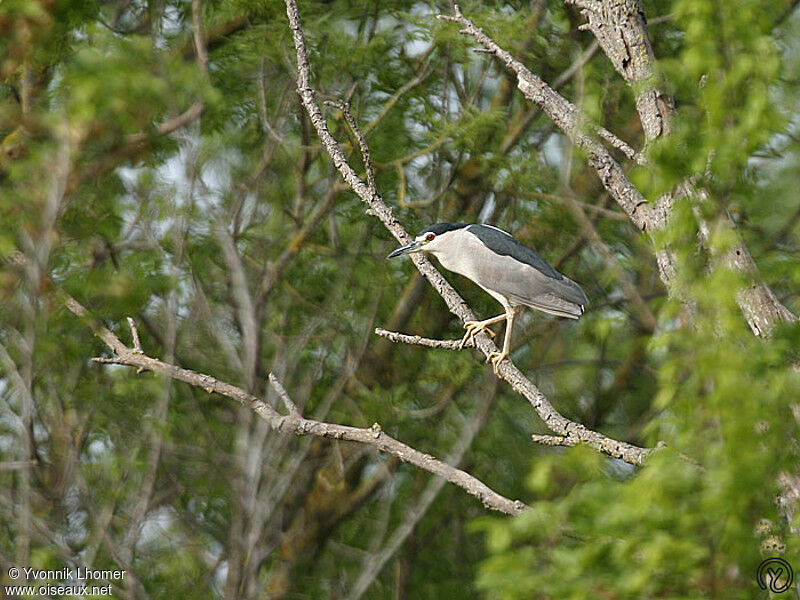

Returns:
387,240,422,259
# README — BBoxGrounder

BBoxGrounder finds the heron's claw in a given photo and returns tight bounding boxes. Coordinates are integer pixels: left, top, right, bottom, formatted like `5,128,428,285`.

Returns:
459,320,496,349
487,351,508,376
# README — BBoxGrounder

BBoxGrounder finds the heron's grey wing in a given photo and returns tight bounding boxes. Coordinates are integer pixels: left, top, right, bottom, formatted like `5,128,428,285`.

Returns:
519,292,585,318
472,252,588,318
465,225,588,310
467,224,563,281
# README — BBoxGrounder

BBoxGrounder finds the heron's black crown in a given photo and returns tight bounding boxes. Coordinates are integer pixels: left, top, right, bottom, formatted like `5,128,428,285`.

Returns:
419,223,467,236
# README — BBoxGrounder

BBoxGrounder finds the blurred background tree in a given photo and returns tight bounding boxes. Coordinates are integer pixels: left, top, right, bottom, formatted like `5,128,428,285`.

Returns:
0,0,798,598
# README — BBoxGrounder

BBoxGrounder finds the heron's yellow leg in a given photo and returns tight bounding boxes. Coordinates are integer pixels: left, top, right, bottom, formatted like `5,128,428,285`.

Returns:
458,314,506,349
487,308,518,376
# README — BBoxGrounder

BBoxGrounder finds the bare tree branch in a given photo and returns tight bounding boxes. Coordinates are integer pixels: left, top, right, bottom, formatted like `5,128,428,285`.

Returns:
596,125,642,162
689,186,798,335
122,102,205,148
268,373,300,417
126,317,143,353
374,328,463,350
179,15,250,62
327,100,376,191
119,298,175,600
284,0,651,466
191,0,209,73
259,181,341,301
560,131,656,331
63,294,525,515
517,190,629,221
579,1,797,336
347,379,499,600
216,225,259,389
363,56,435,136
437,6,653,228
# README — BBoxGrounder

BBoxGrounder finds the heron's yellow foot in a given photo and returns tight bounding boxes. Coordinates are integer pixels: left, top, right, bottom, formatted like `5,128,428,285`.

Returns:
487,351,508,375
459,320,496,349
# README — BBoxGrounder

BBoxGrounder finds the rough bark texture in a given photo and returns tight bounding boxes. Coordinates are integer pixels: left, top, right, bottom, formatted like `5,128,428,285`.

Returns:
441,5,797,336
438,8,664,235
567,0,671,140
693,189,799,335
569,2,796,335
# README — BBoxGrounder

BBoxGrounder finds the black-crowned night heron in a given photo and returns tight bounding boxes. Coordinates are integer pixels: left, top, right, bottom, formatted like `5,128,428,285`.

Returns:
388,223,588,374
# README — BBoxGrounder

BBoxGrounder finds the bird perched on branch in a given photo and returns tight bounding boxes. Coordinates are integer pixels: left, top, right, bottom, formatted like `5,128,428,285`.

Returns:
388,223,588,374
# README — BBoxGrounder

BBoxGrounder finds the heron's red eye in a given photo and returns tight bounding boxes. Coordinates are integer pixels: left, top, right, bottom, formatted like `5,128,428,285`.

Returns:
425,233,435,242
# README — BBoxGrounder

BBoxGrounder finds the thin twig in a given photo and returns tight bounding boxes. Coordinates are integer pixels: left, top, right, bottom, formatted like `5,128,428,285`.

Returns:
127,317,143,353
268,373,299,417
596,125,642,163
437,6,653,221
347,379,500,600
551,40,600,89
374,328,463,350
363,56,435,136
515,189,629,221
123,103,205,148
327,100,376,191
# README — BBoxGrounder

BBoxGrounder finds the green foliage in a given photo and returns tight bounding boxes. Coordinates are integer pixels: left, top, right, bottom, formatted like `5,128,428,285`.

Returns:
2,0,799,598
473,3,800,599
638,0,785,198
477,306,800,597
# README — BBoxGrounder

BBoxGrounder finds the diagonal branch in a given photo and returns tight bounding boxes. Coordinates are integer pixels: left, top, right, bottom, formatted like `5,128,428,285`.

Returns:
69,102,205,191
439,5,796,336
62,293,525,515
437,6,654,230
327,100,376,191
571,1,797,335
191,0,209,73
347,378,500,600
122,102,205,148
284,0,651,466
